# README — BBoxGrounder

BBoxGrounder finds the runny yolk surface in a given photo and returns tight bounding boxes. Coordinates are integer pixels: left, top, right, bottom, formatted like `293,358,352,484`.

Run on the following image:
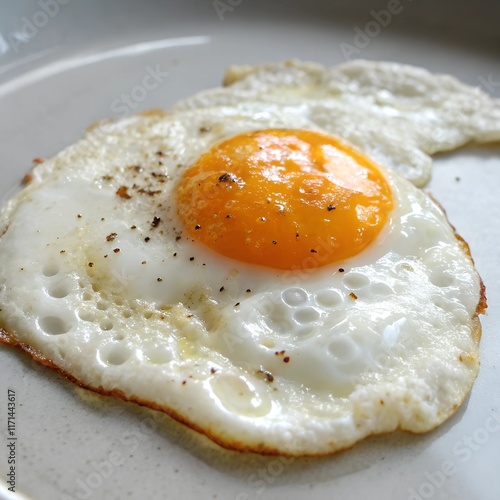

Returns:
176,129,393,270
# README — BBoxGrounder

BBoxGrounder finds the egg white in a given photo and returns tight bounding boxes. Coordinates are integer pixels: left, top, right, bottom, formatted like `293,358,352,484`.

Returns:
174,59,500,187
0,104,483,455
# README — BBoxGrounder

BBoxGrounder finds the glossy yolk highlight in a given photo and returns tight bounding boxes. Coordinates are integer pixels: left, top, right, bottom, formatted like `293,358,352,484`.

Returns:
176,129,393,270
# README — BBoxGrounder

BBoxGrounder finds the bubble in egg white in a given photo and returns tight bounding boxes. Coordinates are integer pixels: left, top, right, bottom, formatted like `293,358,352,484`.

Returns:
39,316,71,336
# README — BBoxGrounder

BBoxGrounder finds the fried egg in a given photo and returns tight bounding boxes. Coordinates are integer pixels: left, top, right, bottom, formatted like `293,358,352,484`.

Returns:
0,62,488,456
174,59,500,187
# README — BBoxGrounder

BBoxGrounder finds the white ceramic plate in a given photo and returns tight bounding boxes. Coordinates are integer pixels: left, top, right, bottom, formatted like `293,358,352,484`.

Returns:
1,1,499,499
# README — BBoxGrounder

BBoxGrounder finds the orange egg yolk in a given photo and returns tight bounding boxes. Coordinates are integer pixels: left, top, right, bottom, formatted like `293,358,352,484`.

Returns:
176,129,393,270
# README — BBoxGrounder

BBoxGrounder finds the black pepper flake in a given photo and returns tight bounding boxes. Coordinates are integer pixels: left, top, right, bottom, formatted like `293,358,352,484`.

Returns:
327,205,336,211
157,278,163,282
144,237,151,242
155,151,166,157
101,218,105,221
138,188,162,196
258,369,274,382
339,268,345,273
113,248,120,253
195,224,201,230
234,302,240,307
151,172,168,179
310,249,317,253
60,250,66,254
219,286,225,292
295,232,299,239
283,356,290,363
349,292,358,300
272,240,277,245
106,232,118,242
200,126,211,133
182,380,186,385
173,252,177,257
218,172,236,183
189,257,194,261
151,216,161,228
275,350,285,356
210,367,217,374
131,225,137,230
77,214,82,219
127,165,144,174
88,262,94,267
142,261,146,264
175,236,181,241
225,214,232,219
246,289,251,293
104,255,108,258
